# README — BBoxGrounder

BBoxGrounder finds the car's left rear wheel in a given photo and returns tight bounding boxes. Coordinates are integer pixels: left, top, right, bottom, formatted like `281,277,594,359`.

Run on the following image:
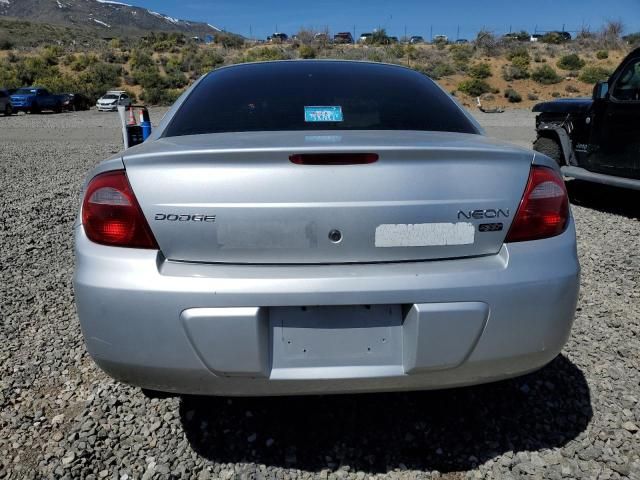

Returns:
4,104,12,116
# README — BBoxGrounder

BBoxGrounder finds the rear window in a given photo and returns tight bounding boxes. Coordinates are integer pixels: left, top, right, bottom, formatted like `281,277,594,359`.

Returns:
164,61,479,137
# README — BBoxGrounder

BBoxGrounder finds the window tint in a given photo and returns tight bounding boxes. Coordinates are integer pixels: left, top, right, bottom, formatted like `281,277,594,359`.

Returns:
612,58,640,101
164,61,479,137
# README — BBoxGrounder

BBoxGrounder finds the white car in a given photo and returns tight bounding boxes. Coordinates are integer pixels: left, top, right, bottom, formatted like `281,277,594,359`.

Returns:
96,91,131,112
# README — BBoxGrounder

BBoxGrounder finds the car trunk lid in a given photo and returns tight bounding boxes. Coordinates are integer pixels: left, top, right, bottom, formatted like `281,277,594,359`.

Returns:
123,130,533,264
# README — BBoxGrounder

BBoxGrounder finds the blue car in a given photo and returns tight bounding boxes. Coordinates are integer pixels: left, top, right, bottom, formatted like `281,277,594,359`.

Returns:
10,87,65,113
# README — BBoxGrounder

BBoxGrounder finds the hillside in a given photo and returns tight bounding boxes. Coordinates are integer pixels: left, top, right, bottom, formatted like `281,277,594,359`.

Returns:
0,20,636,110
0,0,221,38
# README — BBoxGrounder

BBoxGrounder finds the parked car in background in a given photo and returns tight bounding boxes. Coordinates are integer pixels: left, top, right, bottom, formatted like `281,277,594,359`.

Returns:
455,38,469,44
433,34,448,43
358,32,372,43
333,32,353,44
314,32,329,42
96,91,132,112
62,93,92,112
270,32,288,43
409,35,425,44
0,89,12,116
10,87,65,113
75,60,579,397
532,47,640,190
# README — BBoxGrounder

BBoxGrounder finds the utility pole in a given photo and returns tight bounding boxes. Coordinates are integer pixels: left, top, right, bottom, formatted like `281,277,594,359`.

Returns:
249,24,252,40
456,25,460,41
430,24,433,42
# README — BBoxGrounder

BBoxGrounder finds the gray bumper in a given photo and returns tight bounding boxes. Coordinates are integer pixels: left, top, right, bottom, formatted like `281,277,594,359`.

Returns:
74,221,580,396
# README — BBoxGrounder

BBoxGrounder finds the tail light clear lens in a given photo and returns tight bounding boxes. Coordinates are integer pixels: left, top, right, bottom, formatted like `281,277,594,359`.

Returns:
82,170,158,249
505,165,569,243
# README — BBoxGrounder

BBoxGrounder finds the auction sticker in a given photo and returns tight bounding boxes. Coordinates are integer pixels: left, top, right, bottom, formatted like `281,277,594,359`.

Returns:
304,106,343,122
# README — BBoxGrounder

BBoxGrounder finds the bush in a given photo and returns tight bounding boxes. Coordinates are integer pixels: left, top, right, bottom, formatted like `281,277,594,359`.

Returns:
596,50,609,59
414,62,455,80
541,32,565,44
557,54,585,71
468,62,492,79
504,88,522,103
449,44,473,69
527,93,539,101
551,92,561,98
579,66,612,84
457,78,492,96
531,64,562,84
565,84,580,93
243,47,289,62
140,87,181,105
298,45,316,59
506,46,530,62
0,37,13,50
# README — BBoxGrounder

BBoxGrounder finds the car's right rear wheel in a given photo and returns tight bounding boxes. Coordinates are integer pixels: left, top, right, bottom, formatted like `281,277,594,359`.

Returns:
533,136,564,166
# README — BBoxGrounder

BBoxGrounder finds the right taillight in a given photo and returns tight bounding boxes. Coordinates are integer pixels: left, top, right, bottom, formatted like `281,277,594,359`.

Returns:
505,165,569,243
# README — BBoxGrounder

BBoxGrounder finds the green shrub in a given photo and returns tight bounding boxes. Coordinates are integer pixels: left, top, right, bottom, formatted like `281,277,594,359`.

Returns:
414,62,455,80
130,49,155,69
506,46,530,62
596,50,609,59
468,62,492,79
140,87,181,105
531,64,562,84
449,44,473,69
541,32,564,44
579,66,612,84
457,78,492,96
243,47,289,62
556,54,585,71
215,33,244,49
527,93,539,101
298,45,316,59
504,88,522,103
551,91,561,98
78,62,123,100
0,37,13,50
565,84,580,93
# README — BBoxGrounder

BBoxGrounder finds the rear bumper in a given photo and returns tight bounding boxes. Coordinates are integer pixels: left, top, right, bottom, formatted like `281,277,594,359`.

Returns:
74,221,580,396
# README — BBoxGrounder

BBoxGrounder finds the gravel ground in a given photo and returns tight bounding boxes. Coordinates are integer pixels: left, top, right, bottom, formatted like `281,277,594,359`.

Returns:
1,108,639,479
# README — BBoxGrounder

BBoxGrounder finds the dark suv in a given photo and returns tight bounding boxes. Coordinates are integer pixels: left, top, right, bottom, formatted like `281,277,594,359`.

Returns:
532,47,640,190
333,32,353,44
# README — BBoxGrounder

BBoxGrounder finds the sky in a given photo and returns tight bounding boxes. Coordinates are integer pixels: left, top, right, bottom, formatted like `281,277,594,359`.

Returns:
128,0,640,40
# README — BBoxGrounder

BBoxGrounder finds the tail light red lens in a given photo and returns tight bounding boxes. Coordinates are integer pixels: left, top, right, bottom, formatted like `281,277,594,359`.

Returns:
505,165,569,243
289,153,378,165
82,170,158,249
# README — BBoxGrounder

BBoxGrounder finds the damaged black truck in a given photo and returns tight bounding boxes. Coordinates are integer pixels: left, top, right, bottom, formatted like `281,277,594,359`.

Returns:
532,48,640,191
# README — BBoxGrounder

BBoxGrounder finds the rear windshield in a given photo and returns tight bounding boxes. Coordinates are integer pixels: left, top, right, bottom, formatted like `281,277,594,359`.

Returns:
15,88,37,95
102,94,118,99
164,61,479,137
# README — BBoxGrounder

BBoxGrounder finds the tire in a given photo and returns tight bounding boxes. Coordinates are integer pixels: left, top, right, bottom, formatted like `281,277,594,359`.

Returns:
4,104,12,116
30,103,40,114
54,103,62,114
533,136,564,166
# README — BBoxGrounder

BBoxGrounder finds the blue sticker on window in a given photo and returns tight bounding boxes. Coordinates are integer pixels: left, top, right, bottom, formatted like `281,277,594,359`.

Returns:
304,106,343,122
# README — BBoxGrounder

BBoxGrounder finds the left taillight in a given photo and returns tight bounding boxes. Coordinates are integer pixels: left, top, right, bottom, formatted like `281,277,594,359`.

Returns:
81,170,158,249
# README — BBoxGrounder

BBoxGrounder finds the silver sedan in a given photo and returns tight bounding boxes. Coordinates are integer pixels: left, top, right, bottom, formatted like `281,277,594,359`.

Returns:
74,60,580,396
